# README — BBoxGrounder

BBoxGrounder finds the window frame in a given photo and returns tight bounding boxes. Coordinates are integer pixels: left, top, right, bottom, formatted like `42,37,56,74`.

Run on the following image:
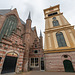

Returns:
30,58,39,67
52,17,59,26
48,12,58,17
56,32,67,47
0,15,17,41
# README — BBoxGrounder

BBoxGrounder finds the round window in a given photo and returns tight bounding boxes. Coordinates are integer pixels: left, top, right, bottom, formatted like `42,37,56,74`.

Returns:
64,55,68,58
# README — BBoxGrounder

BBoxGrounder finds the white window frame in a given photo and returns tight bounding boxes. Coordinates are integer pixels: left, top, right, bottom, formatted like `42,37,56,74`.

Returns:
30,58,39,67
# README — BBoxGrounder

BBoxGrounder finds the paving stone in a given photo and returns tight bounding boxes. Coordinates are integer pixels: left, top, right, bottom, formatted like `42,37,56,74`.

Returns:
1,71,75,75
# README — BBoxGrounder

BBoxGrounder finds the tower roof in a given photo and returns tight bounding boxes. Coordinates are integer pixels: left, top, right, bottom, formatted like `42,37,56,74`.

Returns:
44,4,59,12
28,12,31,20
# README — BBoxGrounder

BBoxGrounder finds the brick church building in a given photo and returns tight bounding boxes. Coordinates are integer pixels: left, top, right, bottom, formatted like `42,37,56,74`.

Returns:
0,8,44,74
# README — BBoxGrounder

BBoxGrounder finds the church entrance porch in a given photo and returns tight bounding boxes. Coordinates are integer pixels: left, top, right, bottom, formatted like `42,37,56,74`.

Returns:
63,60,74,72
1,53,18,74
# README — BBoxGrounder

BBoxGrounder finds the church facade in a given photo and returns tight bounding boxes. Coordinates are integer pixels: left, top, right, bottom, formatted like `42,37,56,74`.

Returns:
44,5,75,72
0,8,44,74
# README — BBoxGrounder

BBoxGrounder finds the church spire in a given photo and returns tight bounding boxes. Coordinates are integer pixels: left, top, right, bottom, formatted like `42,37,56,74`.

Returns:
40,30,42,37
28,12,31,20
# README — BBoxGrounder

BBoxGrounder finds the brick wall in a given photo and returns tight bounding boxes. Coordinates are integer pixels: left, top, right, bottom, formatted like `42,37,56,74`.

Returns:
44,51,75,72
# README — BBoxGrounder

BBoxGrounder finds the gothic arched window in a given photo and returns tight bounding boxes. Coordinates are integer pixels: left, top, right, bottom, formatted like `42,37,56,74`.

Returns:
0,15,17,41
52,17,59,26
56,32,67,47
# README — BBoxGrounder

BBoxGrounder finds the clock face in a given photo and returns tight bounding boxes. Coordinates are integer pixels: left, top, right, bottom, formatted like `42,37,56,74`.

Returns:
53,17,56,20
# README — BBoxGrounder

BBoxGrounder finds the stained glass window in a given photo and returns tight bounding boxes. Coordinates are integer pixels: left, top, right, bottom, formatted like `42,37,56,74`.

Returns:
0,15,17,41
56,32,67,47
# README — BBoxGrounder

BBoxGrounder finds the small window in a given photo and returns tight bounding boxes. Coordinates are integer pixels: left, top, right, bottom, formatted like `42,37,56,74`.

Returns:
34,50,38,54
48,12,57,17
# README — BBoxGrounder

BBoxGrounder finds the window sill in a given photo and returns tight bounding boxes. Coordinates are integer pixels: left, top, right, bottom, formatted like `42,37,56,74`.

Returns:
30,66,39,68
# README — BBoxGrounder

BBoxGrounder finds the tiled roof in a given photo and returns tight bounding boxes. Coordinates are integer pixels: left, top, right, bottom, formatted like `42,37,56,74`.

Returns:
0,9,11,15
20,19,25,25
0,9,25,25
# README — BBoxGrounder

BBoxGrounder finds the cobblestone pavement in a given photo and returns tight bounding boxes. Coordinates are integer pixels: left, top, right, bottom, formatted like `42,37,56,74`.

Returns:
1,71,75,75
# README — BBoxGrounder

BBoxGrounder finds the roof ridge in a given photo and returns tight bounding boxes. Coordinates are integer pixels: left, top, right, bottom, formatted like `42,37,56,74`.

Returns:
0,9,11,15
0,9,11,10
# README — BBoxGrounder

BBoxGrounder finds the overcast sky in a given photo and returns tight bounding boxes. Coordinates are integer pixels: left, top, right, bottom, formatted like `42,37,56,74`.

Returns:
0,0,75,37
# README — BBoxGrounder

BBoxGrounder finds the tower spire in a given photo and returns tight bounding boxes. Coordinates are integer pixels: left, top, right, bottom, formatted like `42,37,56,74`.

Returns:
28,12,31,20
40,30,42,37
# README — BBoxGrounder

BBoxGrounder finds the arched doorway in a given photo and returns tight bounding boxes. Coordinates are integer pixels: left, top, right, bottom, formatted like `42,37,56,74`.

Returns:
63,60,74,72
1,52,18,74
